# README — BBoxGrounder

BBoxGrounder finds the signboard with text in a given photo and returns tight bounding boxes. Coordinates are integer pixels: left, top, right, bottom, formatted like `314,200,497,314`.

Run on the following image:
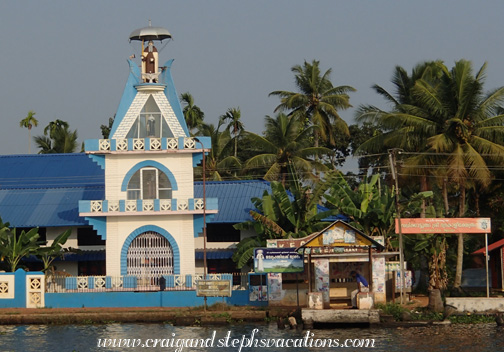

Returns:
196,279,232,297
254,248,304,273
396,218,491,234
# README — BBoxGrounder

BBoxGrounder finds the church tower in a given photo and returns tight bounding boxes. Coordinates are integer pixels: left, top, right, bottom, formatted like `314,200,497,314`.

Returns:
79,23,216,280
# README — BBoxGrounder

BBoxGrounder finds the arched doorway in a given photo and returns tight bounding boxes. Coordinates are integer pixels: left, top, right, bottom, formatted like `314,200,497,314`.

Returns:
126,231,174,286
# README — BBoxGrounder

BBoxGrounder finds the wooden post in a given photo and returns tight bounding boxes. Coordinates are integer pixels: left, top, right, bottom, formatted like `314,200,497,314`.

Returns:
307,252,312,293
368,247,373,292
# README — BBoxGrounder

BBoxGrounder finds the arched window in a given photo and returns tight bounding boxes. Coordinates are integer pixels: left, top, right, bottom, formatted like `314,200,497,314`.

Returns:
127,167,172,199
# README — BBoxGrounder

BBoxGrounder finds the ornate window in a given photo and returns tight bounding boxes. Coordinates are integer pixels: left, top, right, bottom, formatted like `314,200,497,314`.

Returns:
127,167,172,200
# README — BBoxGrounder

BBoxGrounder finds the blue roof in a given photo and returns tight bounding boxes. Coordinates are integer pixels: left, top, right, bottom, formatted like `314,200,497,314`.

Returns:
194,180,271,223
0,154,104,227
0,153,343,228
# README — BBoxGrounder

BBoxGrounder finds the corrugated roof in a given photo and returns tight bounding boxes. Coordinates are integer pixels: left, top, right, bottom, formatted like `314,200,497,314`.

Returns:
0,153,104,227
0,154,342,227
0,153,104,189
194,180,271,223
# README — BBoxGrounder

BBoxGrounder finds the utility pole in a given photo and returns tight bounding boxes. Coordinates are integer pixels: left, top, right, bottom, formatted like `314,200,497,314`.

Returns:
389,149,405,304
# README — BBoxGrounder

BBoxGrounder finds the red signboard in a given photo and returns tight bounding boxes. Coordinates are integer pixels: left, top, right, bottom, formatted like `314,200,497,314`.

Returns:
395,218,491,234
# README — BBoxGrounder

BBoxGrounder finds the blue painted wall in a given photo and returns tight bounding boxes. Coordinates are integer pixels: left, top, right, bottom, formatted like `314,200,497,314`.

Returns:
0,270,44,308
45,290,256,308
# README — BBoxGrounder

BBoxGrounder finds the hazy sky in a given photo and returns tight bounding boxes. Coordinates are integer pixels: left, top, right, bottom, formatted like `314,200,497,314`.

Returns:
2,1,504,173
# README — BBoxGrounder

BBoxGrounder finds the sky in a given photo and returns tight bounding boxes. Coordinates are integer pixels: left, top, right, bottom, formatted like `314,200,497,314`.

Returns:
1,0,504,173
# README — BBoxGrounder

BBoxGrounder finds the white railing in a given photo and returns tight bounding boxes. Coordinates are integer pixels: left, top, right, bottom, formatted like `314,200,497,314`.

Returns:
45,273,246,293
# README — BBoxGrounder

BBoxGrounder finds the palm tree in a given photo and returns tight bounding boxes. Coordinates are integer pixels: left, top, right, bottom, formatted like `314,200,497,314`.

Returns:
19,110,39,153
180,92,205,134
412,60,504,287
243,113,330,186
34,121,79,154
43,119,69,139
219,107,244,158
269,60,356,146
356,61,445,216
359,60,504,288
196,122,241,181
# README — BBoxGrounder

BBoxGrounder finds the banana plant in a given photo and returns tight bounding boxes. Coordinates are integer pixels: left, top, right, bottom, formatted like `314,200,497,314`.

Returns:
36,229,72,272
0,227,40,272
233,172,340,268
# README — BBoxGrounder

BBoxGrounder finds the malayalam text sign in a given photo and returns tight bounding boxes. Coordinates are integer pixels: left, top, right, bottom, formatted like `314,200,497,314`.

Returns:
196,280,232,297
395,218,491,234
254,248,304,273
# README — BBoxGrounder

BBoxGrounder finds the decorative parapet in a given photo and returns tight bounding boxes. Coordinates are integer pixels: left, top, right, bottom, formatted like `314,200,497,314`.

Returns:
84,136,211,153
79,198,218,216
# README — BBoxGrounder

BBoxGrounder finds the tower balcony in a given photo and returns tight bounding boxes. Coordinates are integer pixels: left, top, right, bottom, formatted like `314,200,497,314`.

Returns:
84,137,209,154
79,198,218,217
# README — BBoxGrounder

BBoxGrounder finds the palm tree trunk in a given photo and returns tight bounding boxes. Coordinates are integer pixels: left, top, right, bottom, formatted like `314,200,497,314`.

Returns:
454,184,466,288
443,178,449,216
420,175,428,218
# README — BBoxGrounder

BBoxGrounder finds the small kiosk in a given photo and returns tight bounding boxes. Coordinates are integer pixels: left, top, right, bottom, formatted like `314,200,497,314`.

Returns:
296,221,388,309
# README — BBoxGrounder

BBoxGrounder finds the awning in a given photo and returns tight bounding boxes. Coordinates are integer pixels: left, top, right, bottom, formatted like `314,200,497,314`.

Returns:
23,250,105,263
195,249,234,260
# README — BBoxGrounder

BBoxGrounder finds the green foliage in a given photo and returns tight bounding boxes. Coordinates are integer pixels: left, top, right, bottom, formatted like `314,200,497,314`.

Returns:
0,225,40,272
325,173,396,240
233,174,339,268
181,92,205,133
36,229,72,272
375,303,408,321
449,314,496,324
270,60,355,146
35,120,78,154
243,113,330,185
195,122,241,181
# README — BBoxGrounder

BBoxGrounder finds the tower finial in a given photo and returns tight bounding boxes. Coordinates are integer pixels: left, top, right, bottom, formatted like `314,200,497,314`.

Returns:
148,19,152,27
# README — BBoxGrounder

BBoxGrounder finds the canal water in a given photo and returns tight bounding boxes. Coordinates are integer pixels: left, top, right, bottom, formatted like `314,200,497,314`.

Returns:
0,322,503,352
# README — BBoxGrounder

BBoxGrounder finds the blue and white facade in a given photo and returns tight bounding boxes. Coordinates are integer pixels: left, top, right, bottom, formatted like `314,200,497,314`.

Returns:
79,29,215,278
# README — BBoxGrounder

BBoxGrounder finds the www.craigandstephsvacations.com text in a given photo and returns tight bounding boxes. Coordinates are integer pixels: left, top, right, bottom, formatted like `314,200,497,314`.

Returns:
97,328,376,350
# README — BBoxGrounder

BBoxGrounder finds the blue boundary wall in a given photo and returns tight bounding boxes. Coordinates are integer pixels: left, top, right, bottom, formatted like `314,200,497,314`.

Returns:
0,269,44,308
45,290,267,308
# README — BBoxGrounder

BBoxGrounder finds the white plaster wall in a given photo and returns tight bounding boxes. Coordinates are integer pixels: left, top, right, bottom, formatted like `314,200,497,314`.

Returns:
194,236,236,250
446,297,504,313
45,227,77,248
106,214,196,277
104,153,194,201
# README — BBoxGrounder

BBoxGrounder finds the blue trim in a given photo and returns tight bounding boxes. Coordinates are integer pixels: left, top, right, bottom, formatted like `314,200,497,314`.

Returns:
120,225,180,275
88,155,105,169
85,217,107,240
193,214,216,238
79,200,91,213
160,60,190,136
192,153,204,168
110,59,140,138
121,160,178,192
193,214,204,238
84,139,100,152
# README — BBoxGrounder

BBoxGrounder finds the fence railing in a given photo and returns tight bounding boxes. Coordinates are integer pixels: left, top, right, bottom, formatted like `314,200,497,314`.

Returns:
45,273,249,293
